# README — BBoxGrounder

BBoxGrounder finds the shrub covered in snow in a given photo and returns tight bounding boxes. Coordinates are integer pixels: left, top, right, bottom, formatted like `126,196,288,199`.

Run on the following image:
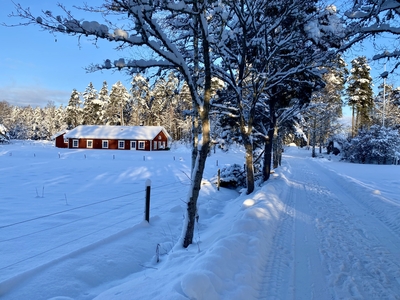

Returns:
343,125,400,164
219,164,246,188
0,124,10,143
327,133,347,155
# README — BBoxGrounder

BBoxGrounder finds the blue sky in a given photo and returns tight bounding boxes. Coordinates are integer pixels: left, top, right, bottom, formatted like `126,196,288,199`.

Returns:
0,0,398,112
0,0,131,107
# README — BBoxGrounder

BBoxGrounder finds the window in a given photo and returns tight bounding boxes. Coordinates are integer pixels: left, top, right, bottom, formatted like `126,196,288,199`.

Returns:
153,141,157,150
102,140,109,149
130,141,136,150
138,141,145,150
87,140,93,148
159,141,165,149
64,138,68,144
118,140,125,149
72,139,79,148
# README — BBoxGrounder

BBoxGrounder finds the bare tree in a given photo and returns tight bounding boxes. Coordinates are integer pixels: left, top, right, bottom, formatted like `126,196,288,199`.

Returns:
9,0,214,248
211,1,343,188
343,0,400,70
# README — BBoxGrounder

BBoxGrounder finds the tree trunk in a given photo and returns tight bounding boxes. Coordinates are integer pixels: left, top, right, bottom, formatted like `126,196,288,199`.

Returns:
242,134,255,194
191,111,198,171
263,98,277,182
183,125,210,247
263,127,274,182
191,13,200,172
182,6,212,248
312,118,316,158
272,126,280,169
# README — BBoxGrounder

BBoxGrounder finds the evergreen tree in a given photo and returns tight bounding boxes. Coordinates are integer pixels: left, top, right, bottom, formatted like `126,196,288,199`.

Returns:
307,55,348,155
43,101,58,139
346,56,374,136
0,101,12,129
65,89,82,129
82,82,99,125
105,81,130,125
175,82,193,141
343,125,400,164
130,74,151,126
98,81,110,125
321,55,348,118
150,77,170,126
8,106,27,139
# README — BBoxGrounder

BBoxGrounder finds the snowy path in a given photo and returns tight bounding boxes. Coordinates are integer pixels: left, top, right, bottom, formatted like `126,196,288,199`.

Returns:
259,153,400,299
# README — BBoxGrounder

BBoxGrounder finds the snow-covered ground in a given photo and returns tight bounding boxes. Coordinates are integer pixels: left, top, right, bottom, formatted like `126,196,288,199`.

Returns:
0,141,399,299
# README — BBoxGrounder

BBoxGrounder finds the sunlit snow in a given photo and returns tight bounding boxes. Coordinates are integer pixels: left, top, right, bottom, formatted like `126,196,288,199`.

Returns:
0,141,399,299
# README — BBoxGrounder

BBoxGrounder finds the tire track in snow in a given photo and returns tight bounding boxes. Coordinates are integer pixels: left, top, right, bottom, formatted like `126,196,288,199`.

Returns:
258,178,296,299
259,154,400,299
259,161,332,300
306,160,400,299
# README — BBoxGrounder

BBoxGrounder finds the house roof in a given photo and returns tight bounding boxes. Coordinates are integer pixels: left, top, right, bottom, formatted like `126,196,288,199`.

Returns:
64,125,170,140
51,129,68,140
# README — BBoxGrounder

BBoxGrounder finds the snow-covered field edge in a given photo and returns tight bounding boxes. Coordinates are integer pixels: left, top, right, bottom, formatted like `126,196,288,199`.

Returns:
95,172,289,299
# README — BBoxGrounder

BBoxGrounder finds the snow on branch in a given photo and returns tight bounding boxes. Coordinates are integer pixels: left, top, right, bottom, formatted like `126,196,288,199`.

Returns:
342,0,400,62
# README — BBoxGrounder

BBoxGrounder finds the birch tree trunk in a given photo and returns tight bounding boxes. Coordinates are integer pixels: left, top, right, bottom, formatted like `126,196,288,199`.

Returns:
182,5,212,247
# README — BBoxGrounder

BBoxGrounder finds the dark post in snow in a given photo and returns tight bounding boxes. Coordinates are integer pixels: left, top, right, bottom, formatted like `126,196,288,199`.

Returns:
145,179,151,223
217,169,221,191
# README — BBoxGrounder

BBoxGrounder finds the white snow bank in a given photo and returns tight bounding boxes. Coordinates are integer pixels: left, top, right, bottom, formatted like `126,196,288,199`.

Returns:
95,179,287,300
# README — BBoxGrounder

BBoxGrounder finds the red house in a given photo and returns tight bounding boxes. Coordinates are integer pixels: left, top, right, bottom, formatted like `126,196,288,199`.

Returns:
53,125,171,151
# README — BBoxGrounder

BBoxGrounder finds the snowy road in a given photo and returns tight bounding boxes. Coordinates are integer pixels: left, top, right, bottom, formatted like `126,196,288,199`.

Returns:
259,152,400,300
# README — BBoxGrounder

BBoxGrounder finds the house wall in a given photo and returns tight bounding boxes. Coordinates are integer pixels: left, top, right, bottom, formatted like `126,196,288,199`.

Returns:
61,129,170,151
55,134,68,148
67,138,153,150
152,131,169,149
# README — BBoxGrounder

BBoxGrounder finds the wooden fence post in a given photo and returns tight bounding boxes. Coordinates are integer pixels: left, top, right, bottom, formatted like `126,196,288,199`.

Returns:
217,169,220,191
145,179,151,222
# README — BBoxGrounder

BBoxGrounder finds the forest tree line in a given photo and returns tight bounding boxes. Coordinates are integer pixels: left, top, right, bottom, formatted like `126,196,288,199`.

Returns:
1,54,400,157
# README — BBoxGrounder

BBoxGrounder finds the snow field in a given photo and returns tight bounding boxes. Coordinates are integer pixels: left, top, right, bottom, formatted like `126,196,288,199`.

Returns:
1,141,400,299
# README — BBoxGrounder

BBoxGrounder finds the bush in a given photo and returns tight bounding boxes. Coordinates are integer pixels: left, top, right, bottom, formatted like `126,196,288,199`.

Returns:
343,125,400,164
219,164,246,188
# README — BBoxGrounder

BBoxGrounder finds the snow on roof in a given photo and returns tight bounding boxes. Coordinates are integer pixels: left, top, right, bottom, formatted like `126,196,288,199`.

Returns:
51,129,68,140
64,125,170,140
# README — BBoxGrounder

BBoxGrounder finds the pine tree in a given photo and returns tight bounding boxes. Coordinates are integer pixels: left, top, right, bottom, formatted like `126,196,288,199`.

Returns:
130,74,151,126
82,82,100,125
65,89,82,129
175,82,193,141
105,81,130,125
346,56,374,136
98,81,110,125
308,55,348,154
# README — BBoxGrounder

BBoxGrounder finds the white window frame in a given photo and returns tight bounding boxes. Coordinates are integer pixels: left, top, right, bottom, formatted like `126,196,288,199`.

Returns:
130,141,136,150
153,141,157,150
87,140,93,148
102,140,109,149
159,141,165,149
72,139,79,148
118,140,125,149
138,141,145,150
